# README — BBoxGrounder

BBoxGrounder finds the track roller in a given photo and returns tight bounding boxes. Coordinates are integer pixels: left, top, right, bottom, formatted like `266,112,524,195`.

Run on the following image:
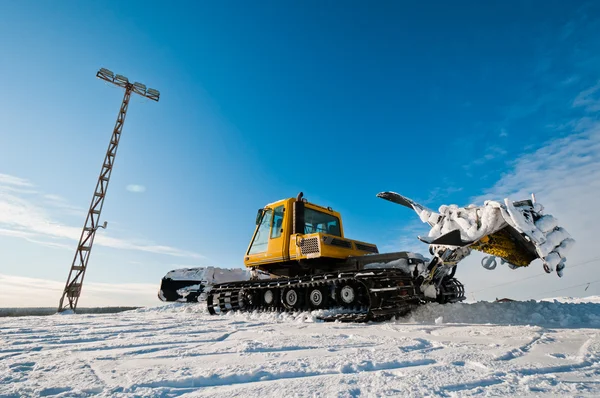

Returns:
282,287,304,309
307,285,328,309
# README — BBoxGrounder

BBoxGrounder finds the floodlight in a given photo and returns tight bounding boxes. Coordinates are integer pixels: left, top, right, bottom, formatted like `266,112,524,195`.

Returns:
95,69,160,101
115,74,129,84
99,68,114,79
145,89,160,101
133,82,147,93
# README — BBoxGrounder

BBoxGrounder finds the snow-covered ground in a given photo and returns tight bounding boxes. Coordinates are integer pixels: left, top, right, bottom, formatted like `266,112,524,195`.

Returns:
1,299,600,397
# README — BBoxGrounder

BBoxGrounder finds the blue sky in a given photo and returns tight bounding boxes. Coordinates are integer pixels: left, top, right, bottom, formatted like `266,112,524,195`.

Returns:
1,1,600,306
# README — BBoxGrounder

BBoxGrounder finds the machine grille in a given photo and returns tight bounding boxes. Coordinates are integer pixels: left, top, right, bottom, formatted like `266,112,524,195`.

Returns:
355,243,379,253
300,237,320,255
328,238,353,249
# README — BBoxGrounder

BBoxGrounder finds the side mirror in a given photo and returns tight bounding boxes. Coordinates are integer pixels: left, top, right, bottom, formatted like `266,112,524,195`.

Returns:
255,209,264,225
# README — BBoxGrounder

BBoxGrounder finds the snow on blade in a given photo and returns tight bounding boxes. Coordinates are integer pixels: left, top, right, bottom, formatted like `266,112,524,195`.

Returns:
163,266,252,284
419,197,574,275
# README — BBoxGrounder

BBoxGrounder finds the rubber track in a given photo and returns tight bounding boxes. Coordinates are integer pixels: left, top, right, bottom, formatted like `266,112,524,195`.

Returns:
207,269,446,322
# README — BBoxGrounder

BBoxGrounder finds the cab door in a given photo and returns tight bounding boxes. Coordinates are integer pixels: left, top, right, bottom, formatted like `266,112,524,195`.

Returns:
246,203,290,266
265,205,289,263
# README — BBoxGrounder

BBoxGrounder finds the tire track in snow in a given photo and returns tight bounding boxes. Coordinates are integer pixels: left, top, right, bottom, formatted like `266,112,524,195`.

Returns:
128,358,437,392
157,342,373,358
495,332,548,361
78,360,107,395
512,359,596,377
440,376,505,394
213,331,237,342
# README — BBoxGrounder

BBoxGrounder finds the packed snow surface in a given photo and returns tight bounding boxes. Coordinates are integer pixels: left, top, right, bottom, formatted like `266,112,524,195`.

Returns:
2,299,600,397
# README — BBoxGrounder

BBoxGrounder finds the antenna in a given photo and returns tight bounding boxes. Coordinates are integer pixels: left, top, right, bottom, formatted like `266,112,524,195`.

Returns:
57,68,160,313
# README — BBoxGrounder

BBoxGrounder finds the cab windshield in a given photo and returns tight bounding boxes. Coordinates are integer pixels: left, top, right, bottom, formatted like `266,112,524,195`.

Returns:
248,209,272,254
304,208,341,236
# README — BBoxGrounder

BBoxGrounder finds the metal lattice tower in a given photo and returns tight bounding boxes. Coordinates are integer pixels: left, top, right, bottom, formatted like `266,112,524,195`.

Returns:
57,68,160,313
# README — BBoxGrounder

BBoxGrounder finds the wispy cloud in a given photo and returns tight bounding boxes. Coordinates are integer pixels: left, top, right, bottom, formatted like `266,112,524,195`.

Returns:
472,126,600,206
460,84,600,301
43,194,64,202
0,228,73,250
462,144,508,172
0,175,203,259
471,145,508,166
0,274,160,307
572,81,600,112
561,75,579,86
0,173,33,187
0,174,37,195
42,193,85,216
126,184,146,193
426,185,463,204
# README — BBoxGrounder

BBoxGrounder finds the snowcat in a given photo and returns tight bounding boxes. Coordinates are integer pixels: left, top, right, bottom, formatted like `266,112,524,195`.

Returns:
159,192,573,322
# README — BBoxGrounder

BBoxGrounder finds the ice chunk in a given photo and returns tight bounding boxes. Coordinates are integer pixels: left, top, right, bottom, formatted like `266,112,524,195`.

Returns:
177,284,202,299
504,198,545,243
535,215,559,233
365,258,414,273
418,209,432,223
556,259,566,277
543,252,562,271
427,212,440,224
557,238,575,258
365,254,428,274
539,228,572,258
422,284,437,299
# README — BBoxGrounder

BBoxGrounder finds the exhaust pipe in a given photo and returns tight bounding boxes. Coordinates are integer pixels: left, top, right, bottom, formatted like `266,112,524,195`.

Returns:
293,192,305,234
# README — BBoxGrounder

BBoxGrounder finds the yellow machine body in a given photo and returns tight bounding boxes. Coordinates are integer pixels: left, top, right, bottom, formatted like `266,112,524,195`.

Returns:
244,197,378,276
470,230,537,267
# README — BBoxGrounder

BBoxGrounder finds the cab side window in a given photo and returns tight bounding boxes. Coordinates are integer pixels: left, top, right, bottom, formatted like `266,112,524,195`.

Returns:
304,208,341,237
271,206,284,239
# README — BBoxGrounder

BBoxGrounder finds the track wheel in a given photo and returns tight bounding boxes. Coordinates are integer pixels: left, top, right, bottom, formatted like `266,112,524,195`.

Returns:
262,288,279,308
240,289,258,309
336,283,358,307
282,287,304,310
307,286,327,309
